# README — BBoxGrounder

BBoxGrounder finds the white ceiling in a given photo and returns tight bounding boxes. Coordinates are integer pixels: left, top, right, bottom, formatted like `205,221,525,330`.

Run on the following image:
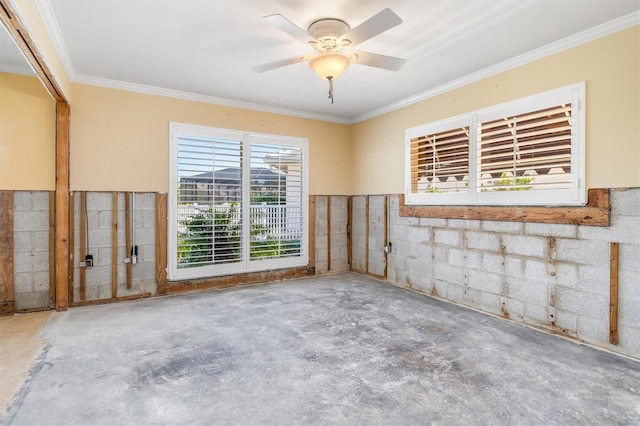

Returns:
17,1,640,122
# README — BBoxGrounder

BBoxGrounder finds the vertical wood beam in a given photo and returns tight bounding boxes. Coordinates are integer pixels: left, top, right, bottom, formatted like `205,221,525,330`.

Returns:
155,193,168,284
365,195,370,274
79,191,87,301
0,191,14,315
55,102,70,310
308,196,316,269
347,196,352,270
112,192,119,298
125,192,132,289
609,241,619,345
327,196,331,271
68,192,75,304
48,192,56,307
383,195,389,279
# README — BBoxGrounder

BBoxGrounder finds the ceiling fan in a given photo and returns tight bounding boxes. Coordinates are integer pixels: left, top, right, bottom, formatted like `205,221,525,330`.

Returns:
252,8,406,103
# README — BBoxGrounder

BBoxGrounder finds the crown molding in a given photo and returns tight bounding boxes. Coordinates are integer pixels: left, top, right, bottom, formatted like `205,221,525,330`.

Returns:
349,11,640,124
34,0,76,80
73,74,352,124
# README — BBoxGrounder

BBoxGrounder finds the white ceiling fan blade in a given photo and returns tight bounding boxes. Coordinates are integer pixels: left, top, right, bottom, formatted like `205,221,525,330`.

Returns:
349,50,406,71
337,9,402,47
252,56,310,73
263,14,318,45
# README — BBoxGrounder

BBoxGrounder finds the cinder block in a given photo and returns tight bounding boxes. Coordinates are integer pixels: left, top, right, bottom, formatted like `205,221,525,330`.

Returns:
554,309,577,333
619,298,640,327
482,253,504,274
480,292,502,315
620,270,640,301
14,292,49,310
447,219,481,230
463,287,481,308
433,261,466,285
351,196,366,209
447,283,465,302
482,221,523,234
387,253,407,272
434,228,461,247
466,231,500,252
13,251,48,274
577,316,608,345
618,325,640,357
509,279,548,305
368,196,385,211
522,303,549,325
502,234,547,258
14,211,49,232
407,225,431,244
504,256,523,278
577,265,609,295
505,297,524,321
524,222,577,238
611,188,640,217
448,248,465,267
13,191,33,211
468,270,503,294
419,218,447,228
389,222,408,241
86,192,113,211
33,231,49,251
32,271,50,291
555,286,609,320
524,259,554,283
433,246,448,262
619,243,640,273
14,272,32,292
32,192,50,211
13,232,32,252
552,238,608,265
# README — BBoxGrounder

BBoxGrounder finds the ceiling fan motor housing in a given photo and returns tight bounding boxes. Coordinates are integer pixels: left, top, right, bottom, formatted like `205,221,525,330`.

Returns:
308,19,351,51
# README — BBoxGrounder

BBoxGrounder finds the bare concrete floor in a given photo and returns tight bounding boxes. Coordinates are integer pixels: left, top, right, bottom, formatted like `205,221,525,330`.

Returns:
3,273,640,425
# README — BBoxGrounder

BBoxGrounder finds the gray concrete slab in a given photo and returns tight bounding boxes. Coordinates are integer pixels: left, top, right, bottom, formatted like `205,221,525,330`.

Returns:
3,273,640,425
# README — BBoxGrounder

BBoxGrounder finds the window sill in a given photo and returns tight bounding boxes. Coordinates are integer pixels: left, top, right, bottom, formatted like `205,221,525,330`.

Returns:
399,188,610,227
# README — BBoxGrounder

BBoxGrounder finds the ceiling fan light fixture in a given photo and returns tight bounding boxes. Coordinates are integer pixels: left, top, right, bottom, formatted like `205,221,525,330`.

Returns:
309,53,350,80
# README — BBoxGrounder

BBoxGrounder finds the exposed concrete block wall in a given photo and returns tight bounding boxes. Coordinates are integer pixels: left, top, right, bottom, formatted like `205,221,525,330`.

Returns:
13,192,51,310
382,188,640,358
351,195,387,277
72,192,156,301
314,195,349,274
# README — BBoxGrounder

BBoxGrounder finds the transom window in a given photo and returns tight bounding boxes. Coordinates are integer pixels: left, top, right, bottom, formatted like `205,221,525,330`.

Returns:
169,123,308,280
405,83,585,206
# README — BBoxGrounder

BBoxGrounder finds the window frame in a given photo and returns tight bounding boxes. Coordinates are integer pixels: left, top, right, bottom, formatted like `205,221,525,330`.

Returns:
168,122,309,281
405,82,586,206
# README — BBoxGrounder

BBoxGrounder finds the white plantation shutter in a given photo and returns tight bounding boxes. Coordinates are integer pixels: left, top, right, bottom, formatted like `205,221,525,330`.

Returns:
169,124,308,280
405,83,585,206
478,104,572,191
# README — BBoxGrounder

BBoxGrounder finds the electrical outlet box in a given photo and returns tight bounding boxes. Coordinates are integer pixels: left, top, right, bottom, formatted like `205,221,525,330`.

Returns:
84,254,93,268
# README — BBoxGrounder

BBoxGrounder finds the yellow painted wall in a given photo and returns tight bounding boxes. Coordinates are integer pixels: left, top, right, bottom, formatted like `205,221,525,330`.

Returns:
0,72,55,190
352,26,640,194
70,84,352,194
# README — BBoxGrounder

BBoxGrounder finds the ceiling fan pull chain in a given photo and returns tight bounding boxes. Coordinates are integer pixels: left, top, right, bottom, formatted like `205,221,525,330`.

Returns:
328,77,334,103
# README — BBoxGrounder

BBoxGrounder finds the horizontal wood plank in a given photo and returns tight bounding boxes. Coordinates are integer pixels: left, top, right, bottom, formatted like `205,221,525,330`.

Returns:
399,188,610,226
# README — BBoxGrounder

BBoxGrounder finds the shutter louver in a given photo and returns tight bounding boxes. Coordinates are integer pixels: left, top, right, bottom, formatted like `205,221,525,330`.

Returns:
410,126,470,194
478,104,572,192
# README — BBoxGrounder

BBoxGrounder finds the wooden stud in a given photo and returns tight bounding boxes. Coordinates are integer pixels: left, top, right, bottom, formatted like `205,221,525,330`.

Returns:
327,196,331,271
68,192,75,304
155,193,168,284
383,195,389,279
365,195,370,274
55,102,70,310
347,196,352,270
157,266,314,296
398,188,611,227
0,191,14,315
125,192,132,289
112,192,118,298
609,241,619,345
79,191,87,301
48,192,56,307
308,196,316,269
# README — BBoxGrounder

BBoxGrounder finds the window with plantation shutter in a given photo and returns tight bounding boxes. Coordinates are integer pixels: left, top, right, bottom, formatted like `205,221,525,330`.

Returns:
405,83,585,206
169,123,308,280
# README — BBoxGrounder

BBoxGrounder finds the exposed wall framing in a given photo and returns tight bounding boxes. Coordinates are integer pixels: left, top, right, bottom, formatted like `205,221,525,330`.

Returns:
0,191,14,315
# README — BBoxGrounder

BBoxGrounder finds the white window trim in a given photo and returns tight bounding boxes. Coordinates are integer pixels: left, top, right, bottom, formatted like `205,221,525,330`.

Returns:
168,122,309,281
405,82,586,206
